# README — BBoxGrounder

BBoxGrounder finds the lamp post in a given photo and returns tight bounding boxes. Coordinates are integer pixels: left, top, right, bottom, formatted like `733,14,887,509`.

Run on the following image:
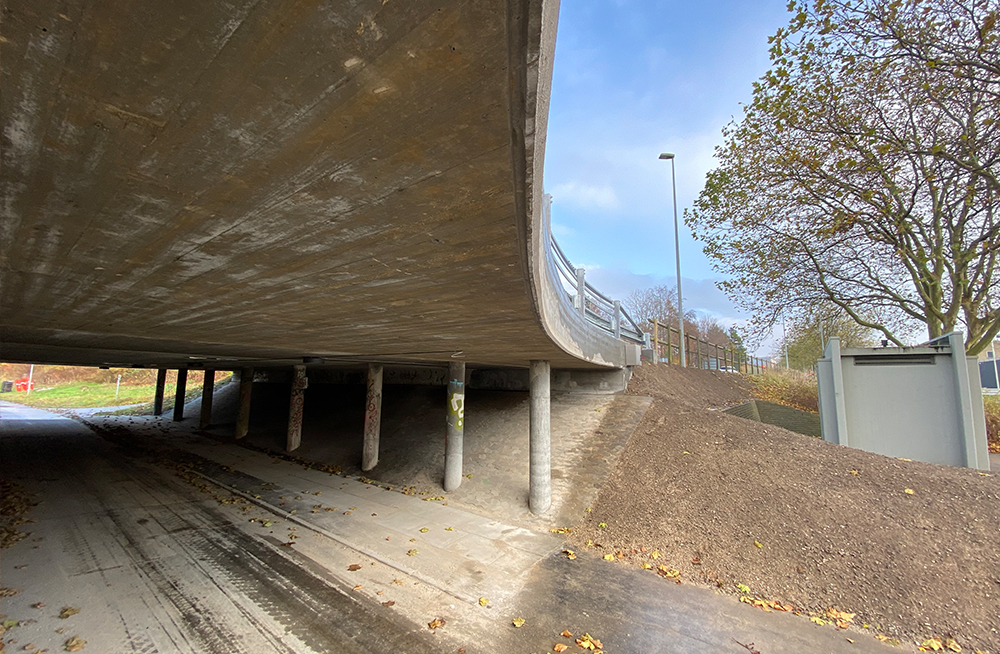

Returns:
659,152,686,367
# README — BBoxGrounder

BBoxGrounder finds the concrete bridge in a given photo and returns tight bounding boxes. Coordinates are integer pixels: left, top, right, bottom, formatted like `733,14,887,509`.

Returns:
1,0,641,512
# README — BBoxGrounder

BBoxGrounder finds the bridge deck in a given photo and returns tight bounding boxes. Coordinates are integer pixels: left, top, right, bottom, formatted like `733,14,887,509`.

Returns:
1,0,626,370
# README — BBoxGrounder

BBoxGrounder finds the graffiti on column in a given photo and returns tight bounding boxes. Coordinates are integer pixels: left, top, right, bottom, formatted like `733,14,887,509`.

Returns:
448,378,465,429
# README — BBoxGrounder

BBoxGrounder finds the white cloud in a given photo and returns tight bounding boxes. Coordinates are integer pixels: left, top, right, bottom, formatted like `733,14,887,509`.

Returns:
550,222,576,238
550,181,620,211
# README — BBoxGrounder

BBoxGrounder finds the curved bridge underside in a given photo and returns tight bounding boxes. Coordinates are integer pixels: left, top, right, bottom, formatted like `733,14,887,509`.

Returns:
1,0,626,370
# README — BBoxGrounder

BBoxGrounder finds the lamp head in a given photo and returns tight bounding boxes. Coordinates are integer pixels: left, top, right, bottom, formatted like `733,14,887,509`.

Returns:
659,152,675,160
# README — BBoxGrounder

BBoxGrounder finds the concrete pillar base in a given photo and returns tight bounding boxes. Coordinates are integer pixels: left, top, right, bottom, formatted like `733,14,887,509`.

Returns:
362,364,383,472
235,367,253,439
153,369,167,416
172,369,188,422
286,365,308,452
199,370,215,430
529,360,551,514
444,361,466,492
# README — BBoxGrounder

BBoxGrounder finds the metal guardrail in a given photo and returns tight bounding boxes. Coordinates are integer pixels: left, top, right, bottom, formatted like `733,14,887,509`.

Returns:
548,231,646,345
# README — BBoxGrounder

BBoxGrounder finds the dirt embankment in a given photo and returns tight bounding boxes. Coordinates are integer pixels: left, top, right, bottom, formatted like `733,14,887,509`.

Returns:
574,364,1000,652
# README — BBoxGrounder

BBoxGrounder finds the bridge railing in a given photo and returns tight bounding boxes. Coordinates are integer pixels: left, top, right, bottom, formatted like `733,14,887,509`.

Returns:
549,232,645,345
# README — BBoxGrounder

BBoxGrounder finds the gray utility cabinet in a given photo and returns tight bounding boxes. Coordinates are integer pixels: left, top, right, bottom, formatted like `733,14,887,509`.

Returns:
817,333,990,470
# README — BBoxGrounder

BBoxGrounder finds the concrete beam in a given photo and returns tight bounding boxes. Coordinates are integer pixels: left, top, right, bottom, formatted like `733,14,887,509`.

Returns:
529,360,551,514
172,369,187,422
199,370,215,430
235,367,253,439
443,361,466,492
286,365,307,452
153,368,167,416
362,364,383,472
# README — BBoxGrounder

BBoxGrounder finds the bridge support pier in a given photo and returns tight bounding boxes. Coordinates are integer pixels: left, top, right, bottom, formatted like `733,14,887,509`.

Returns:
444,361,465,491
199,370,215,429
529,360,551,514
362,363,383,472
235,367,254,439
173,369,188,422
286,365,308,452
153,369,167,416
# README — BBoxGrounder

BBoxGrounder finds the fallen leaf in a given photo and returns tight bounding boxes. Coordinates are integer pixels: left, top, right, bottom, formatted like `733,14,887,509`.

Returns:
656,565,680,578
810,617,828,626
63,635,86,652
553,645,568,653
419,528,429,533
561,630,573,638
58,607,80,619
921,637,944,651
650,550,661,559
382,601,395,607
478,597,489,607
0,588,22,598
904,488,915,495
597,522,607,529
944,637,961,652
407,549,418,556
825,608,855,623
445,527,454,531
754,541,763,549
427,617,445,630
348,564,362,571
603,553,614,561
392,579,404,585
640,562,652,570
563,549,577,560
550,527,572,534
352,585,362,591
849,469,859,476
691,557,702,565
30,603,45,609
512,617,525,628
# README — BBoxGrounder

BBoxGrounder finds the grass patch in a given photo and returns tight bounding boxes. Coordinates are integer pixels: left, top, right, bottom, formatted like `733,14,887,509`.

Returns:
748,369,819,413
2,374,232,411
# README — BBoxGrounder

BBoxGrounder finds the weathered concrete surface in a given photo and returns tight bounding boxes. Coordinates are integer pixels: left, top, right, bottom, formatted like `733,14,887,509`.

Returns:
1,0,626,371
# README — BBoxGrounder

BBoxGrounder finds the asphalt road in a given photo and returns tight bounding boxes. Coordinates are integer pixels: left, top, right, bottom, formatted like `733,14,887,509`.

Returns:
0,402,447,654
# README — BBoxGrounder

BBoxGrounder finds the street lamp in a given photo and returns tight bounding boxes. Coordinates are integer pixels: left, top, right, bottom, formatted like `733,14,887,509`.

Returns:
659,152,686,367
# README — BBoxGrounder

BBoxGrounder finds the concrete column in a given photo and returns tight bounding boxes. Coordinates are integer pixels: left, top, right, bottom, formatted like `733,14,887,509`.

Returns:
529,360,551,514
444,361,466,491
199,370,215,430
153,368,167,416
172,369,188,422
362,363,383,472
286,365,308,452
235,367,254,439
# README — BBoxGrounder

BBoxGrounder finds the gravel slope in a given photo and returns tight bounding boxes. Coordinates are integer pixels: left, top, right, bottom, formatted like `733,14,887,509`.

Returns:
572,364,1000,652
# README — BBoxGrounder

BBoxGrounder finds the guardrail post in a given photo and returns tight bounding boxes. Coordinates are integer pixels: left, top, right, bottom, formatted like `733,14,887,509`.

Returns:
575,268,586,315
613,300,621,339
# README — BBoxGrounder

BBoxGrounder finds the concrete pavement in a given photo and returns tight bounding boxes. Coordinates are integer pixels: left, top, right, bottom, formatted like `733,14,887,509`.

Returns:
1,403,906,653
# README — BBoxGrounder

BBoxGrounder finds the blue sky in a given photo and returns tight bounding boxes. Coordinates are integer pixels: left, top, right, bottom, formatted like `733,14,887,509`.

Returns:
544,0,794,352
